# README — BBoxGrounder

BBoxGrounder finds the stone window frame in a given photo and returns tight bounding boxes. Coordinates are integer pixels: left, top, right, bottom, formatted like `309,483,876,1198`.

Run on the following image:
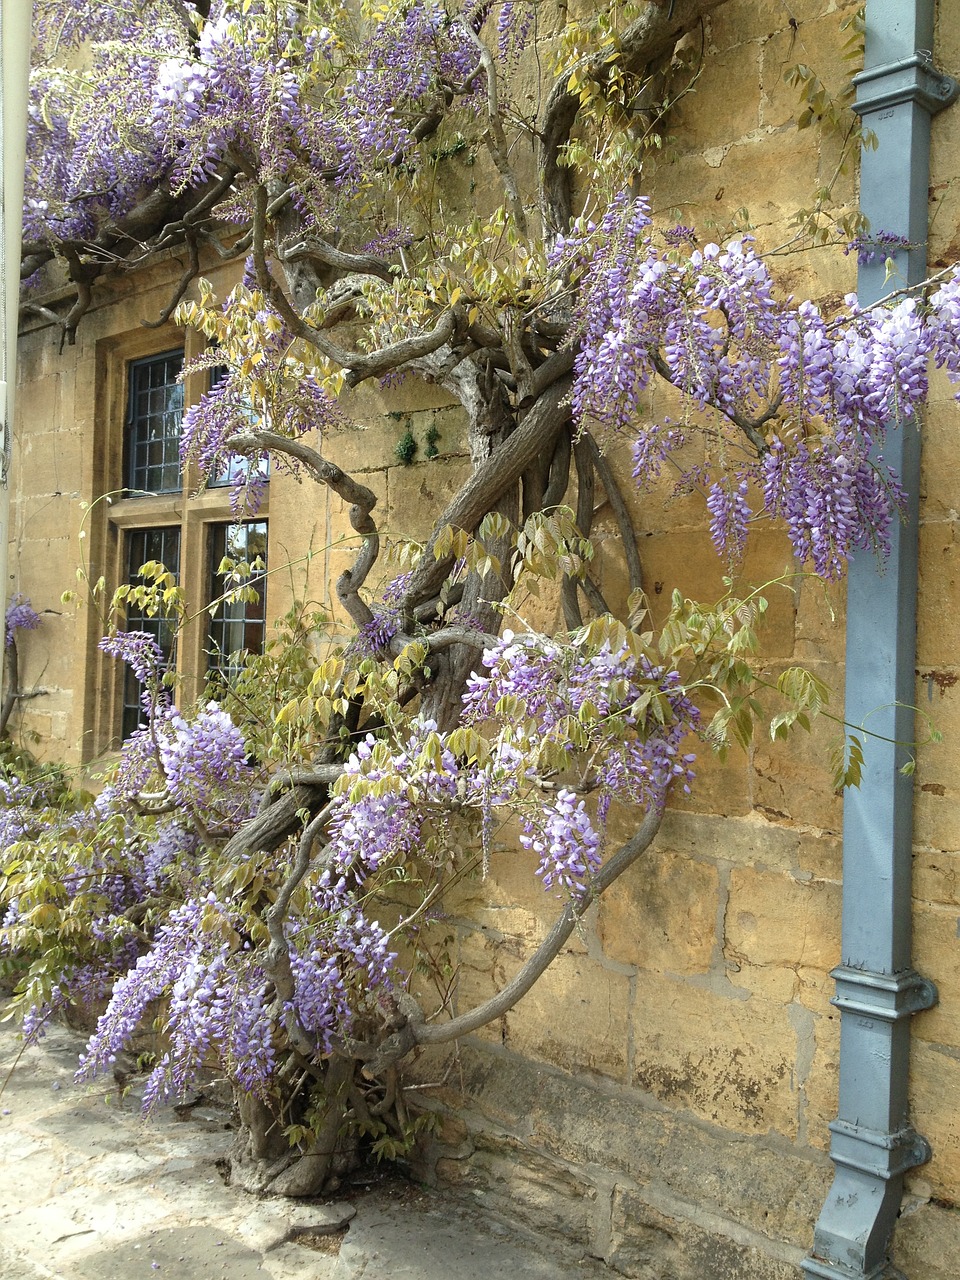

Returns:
89,324,271,754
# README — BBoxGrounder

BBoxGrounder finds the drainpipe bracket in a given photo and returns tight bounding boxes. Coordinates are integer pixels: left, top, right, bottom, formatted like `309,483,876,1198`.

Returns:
828,1120,934,1180
853,54,960,117
830,965,938,1022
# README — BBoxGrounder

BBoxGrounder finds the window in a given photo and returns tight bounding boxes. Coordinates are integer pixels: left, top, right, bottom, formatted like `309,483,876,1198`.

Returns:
125,350,184,495
121,526,182,741
206,521,268,683
100,341,272,748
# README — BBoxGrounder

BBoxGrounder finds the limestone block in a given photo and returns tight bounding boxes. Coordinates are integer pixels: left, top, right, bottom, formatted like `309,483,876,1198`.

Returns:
445,1043,552,1138
750,683,843,832
522,1068,673,1185
597,847,720,975
710,132,821,235
350,371,459,417
636,525,799,661
18,430,86,505
660,1120,831,1246
445,840,589,952
915,791,960,855
324,420,406,474
458,1136,599,1244
760,30,808,133
912,903,960,1050
504,949,632,1080
894,1199,960,1280
795,963,836,1017
15,536,75,602
910,1039,960,1198
795,828,842,883
452,1042,830,1251
791,572,844,663
667,736,754,818
918,518,960,666
607,1186,803,1280
773,246,856,309
913,849,960,909
629,530,727,613
671,41,762,153
725,867,840,972
452,926,525,1047
727,960,799,1005
920,412,960,549
17,373,61,437
631,977,799,1137
929,160,960,271
799,1011,839,1154
913,681,960,794
386,457,472,543
653,809,802,874
707,0,812,50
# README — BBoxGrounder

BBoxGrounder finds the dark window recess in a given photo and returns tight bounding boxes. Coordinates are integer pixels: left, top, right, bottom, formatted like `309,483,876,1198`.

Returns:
206,520,268,682
121,526,182,741
125,350,184,495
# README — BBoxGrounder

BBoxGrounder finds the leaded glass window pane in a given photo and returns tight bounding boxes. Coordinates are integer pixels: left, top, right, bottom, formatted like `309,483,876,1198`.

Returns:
121,526,181,741
126,351,184,494
206,521,268,683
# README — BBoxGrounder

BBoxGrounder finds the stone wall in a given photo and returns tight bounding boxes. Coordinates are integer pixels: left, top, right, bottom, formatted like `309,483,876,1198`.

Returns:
9,2,960,1277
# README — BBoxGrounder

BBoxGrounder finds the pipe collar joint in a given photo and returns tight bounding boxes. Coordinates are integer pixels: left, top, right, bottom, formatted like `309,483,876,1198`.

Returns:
853,54,960,117
830,965,938,1023
828,1120,933,1180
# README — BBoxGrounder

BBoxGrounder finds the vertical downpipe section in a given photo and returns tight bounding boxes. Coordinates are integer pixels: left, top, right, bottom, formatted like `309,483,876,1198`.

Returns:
803,4,957,1279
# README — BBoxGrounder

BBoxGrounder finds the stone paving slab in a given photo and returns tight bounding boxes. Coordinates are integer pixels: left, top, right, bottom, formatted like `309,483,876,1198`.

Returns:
0,1015,616,1280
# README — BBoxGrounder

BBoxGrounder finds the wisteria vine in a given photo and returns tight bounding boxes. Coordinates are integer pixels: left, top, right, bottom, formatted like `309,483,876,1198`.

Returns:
10,0,960,1201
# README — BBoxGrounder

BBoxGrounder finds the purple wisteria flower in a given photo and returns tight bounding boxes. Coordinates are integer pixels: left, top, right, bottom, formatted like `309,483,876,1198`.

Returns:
287,875,397,1051
464,631,699,818
99,630,165,685
521,789,603,896
77,895,276,1106
157,702,254,817
566,206,960,575
5,596,40,648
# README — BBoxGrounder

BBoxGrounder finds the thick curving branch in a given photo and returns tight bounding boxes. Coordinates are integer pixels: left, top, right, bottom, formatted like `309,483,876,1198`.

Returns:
141,232,201,329
281,236,396,283
252,184,459,387
345,802,666,1074
264,804,336,1060
343,310,460,388
458,19,528,238
399,376,573,619
227,428,380,626
537,0,731,234
582,432,645,596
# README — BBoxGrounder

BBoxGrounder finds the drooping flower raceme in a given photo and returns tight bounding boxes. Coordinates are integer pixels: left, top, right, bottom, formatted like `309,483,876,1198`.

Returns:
5,596,41,648
567,197,960,577
463,630,699,816
520,788,603,895
76,895,276,1106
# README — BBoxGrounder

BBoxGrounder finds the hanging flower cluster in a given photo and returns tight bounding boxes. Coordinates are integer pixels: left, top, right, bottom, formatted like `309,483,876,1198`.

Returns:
76,895,276,1105
565,196,960,576
4,596,41,648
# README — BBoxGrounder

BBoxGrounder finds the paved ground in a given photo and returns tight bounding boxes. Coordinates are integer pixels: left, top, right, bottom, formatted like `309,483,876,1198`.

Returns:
0,1015,615,1279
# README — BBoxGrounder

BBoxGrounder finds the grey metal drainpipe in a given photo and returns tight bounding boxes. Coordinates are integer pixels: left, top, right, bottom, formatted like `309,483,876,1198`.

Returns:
802,4,958,1279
